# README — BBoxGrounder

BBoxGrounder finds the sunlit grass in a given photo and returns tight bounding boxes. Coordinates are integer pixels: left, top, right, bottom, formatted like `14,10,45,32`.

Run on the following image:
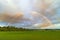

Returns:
0,31,60,40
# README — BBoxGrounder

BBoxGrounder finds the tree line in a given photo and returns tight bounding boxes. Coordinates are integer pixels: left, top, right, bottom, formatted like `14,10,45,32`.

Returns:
0,26,33,31
0,26,60,31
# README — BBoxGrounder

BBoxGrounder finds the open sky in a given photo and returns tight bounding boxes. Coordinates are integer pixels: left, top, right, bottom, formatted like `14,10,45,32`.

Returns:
0,0,60,29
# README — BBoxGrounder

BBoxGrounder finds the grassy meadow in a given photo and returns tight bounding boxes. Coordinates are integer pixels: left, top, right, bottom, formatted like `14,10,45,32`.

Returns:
0,30,60,40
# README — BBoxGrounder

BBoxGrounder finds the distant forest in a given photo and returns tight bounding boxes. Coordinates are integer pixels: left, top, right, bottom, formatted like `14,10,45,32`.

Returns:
0,26,60,31
0,26,33,31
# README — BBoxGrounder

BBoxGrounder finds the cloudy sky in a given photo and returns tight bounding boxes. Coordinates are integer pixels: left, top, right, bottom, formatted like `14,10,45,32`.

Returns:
0,0,60,29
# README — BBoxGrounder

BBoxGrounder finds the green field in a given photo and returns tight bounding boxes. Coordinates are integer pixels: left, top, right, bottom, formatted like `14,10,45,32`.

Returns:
0,31,60,40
